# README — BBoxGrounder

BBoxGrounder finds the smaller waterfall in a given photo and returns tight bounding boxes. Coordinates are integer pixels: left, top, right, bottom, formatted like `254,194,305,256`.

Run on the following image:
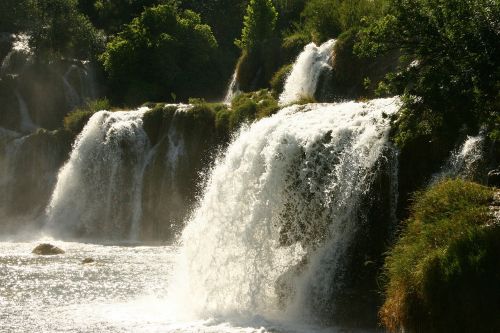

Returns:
1,34,33,76
279,40,336,105
62,65,82,109
14,90,37,133
46,108,151,240
433,134,485,182
223,70,240,104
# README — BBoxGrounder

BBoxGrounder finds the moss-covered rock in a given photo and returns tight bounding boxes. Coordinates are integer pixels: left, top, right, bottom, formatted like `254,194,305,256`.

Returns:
380,179,500,333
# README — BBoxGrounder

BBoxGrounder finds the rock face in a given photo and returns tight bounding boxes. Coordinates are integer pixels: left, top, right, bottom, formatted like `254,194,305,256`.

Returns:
32,243,65,255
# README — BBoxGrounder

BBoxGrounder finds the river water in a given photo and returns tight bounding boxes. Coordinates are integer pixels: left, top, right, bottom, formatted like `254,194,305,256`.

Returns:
0,240,381,333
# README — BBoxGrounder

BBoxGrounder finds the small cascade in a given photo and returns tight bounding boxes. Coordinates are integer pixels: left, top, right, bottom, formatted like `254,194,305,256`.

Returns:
224,70,240,104
62,65,82,109
169,98,400,324
46,108,151,240
0,136,26,213
279,40,336,105
81,61,98,101
0,34,33,76
433,133,485,182
14,90,37,133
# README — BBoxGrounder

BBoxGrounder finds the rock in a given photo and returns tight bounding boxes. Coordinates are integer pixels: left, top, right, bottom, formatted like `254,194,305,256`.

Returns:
487,169,500,187
32,243,65,255
81,258,95,264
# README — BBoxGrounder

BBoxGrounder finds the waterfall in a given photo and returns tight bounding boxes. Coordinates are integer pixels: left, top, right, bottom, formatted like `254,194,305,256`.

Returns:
224,70,240,104
14,90,37,133
62,65,82,109
0,34,32,76
433,133,485,182
169,97,400,324
279,40,336,105
46,108,151,240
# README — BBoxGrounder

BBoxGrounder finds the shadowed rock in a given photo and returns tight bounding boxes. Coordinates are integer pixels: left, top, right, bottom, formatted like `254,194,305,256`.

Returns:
32,243,65,255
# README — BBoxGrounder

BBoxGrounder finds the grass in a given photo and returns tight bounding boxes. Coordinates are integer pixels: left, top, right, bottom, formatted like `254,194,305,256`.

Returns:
380,179,500,332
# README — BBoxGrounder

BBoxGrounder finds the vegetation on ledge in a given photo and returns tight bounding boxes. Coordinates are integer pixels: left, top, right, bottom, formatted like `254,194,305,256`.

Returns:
380,179,500,333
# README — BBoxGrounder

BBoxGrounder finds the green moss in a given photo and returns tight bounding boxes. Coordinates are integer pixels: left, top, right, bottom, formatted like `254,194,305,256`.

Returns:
380,179,500,333
270,63,293,95
231,89,279,122
142,104,177,145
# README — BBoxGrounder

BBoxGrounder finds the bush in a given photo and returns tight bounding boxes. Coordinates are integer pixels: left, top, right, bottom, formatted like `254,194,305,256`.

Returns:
380,179,500,333
63,98,110,135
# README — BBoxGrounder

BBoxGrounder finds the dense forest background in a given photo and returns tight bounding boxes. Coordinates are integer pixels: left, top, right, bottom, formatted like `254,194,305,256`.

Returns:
1,0,498,150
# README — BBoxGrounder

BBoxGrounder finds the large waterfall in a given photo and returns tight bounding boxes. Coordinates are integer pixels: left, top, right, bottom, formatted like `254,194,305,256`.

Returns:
169,98,400,325
279,40,336,105
46,108,151,240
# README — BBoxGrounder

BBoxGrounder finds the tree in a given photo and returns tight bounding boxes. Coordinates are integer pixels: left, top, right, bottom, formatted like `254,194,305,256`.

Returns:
356,0,500,146
235,0,278,51
100,4,219,104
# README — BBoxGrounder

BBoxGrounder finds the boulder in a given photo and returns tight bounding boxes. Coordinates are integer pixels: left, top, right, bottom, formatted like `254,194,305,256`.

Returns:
81,258,95,264
487,169,500,187
32,243,65,255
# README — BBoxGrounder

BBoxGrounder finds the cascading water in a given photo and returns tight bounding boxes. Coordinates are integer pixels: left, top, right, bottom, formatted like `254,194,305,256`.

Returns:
279,40,336,105
14,90,37,133
62,65,83,109
0,34,33,76
224,70,240,104
433,133,485,182
169,97,400,326
46,108,151,240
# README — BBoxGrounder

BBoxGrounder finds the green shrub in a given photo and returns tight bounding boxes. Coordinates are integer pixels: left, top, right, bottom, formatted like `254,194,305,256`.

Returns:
380,179,499,333
63,98,110,135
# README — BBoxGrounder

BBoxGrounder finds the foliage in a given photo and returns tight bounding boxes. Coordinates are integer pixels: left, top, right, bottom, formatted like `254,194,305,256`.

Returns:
63,98,110,135
285,0,389,45
0,0,36,32
235,0,277,51
1,0,103,60
380,179,499,332
78,0,168,34
231,89,279,124
356,0,500,148
100,4,219,105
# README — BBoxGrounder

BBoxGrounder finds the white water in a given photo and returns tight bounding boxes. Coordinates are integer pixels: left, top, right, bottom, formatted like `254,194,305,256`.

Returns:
224,69,240,104
169,98,399,325
14,90,37,133
46,108,151,240
279,40,336,105
433,133,484,182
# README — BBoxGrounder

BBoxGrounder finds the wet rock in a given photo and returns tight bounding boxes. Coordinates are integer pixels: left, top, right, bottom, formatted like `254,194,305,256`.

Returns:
81,258,95,264
32,243,65,255
487,169,500,187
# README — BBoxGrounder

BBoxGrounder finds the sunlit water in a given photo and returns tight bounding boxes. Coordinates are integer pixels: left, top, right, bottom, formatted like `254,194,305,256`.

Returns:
0,241,380,333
